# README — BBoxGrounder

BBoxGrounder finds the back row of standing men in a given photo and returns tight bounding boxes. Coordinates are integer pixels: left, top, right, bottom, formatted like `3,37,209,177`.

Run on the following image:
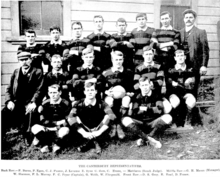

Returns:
2,9,209,154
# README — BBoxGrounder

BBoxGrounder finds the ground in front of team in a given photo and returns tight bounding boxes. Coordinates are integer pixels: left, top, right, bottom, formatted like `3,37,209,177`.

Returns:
1,78,220,160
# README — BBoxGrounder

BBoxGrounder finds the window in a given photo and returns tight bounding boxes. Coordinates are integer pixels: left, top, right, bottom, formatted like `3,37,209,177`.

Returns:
19,1,63,35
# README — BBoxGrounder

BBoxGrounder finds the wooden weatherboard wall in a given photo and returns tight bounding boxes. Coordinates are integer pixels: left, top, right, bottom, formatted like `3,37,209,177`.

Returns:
197,0,220,76
1,0,220,107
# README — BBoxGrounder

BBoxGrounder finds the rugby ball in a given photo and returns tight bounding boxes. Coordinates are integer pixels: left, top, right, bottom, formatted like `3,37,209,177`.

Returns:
111,85,126,99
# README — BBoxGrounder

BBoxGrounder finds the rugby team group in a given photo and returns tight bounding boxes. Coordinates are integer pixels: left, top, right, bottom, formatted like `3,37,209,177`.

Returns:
2,9,210,155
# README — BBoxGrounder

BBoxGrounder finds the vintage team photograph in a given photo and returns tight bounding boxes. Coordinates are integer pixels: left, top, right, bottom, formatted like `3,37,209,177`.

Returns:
1,0,220,160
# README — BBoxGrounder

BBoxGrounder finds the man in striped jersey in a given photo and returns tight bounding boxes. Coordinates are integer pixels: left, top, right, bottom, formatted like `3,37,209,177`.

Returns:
130,13,155,68
151,11,180,71
87,15,111,71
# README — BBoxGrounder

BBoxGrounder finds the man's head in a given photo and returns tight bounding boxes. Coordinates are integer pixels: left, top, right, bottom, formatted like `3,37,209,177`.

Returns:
183,9,197,27
17,51,32,69
142,46,154,63
174,49,186,65
93,15,104,31
116,18,127,34
84,81,97,100
50,25,61,42
48,84,62,102
72,21,83,39
111,49,124,69
82,47,95,66
25,29,36,45
51,54,62,71
136,13,147,29
160,11,172,28
139,76,153,95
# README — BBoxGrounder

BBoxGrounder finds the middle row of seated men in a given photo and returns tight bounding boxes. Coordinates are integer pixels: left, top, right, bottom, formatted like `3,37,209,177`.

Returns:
25,42,196,154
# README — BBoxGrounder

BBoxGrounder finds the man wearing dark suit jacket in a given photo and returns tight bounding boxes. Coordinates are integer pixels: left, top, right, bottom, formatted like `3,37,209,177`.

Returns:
2,52,44,144
180,9,209,98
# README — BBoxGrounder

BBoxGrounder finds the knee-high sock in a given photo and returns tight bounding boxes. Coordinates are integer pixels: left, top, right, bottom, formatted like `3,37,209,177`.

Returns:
126,123,148,141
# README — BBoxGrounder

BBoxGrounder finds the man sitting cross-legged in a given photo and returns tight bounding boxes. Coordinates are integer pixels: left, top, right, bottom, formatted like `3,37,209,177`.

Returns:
31,84,71,154
67,81,115,154
121,76,172,148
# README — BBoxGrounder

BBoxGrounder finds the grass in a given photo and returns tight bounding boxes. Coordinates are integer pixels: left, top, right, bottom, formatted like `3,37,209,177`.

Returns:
1,78,220,160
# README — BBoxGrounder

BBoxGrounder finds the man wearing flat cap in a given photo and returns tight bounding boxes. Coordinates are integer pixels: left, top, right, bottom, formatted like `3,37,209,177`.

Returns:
180,9,209,98
2,51,44,145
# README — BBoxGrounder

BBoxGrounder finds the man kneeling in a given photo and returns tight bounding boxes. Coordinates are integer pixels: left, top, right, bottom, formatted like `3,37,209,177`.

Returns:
122,76,172,148
68,81,115,154
31,84,71,154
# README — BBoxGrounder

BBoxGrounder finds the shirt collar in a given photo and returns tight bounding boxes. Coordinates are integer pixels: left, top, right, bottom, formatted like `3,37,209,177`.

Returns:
175,64,186,71
117,32,127,36
50,39,62,45
72,36,84,41
144,61,155,67
137,26,148,31
82,64,93,69
94,30,105,35
26,42,37,48
142,90,152,97
84,98,96,106
185,25,194,33
161,25,173,30
50,98,62,105
111,66,124,73
22,67,30,75
52,69,63,75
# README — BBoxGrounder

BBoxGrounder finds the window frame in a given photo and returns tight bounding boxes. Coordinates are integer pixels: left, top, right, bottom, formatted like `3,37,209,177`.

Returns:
8,0,71,44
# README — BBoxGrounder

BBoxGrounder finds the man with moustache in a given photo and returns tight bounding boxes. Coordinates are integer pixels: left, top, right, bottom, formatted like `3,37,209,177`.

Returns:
2,52,44,144
180,9,209,98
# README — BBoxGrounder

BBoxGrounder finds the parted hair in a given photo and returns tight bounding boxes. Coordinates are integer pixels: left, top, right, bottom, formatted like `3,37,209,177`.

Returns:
93,15,104,22
72,21,83,29
48,84,61,92
25,29,36,36
49,25,61,32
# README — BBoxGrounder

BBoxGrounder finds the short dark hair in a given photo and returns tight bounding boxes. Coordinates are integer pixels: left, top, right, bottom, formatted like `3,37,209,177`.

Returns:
84,82,97,90
116,18,127,25
72,21,83,29
160,11,171,17
136,13,147,20
50,25,61,33
94,15,104,22
139,76,150,83
25,29,36,36
48,84,61,92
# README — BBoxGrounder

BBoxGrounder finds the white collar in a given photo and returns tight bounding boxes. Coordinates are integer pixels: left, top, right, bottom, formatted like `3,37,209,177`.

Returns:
142,90,152,97
94,30,105,35
84,98,96,106
50,98,62,105
137,26,148,31
22,67,30,75
144,61,154,67
175,64,186,71
185,25,194,33
161,25,173,30
26,42,37,48
72,36,84,41
52,69,63,75
82,64,93,69
111,66,124,73
117,32,127,36
50,39,62,45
